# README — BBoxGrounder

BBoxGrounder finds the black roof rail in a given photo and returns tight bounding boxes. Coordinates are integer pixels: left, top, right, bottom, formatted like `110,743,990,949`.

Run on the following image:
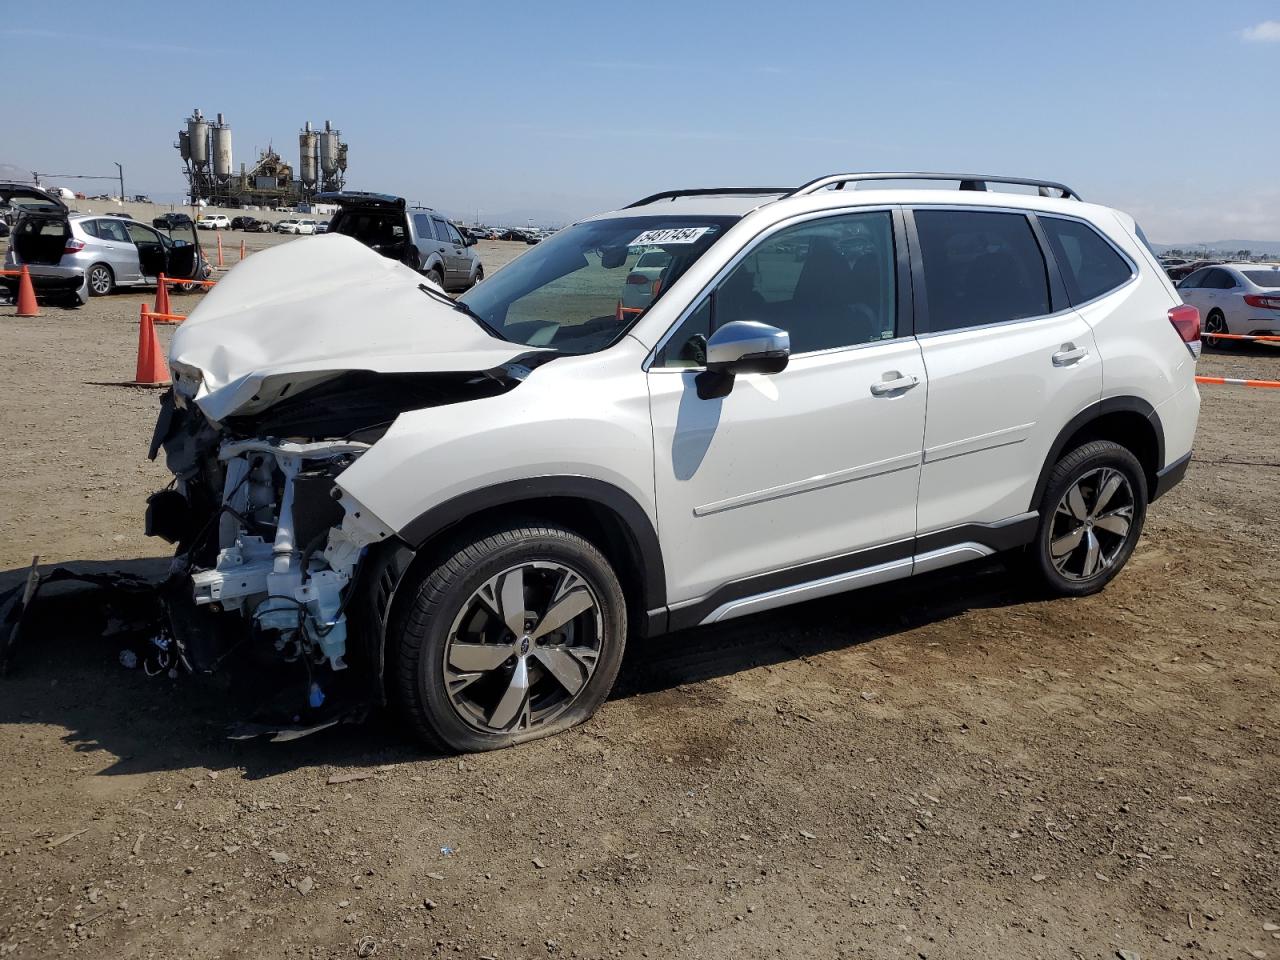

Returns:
624,186,795,209
789,172,1083,201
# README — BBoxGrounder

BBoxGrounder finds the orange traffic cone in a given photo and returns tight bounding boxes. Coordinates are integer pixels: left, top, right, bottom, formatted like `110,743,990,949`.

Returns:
239,238,246,261
133,305,170,386
15,265,38,317
216,232,224,267
154,273,171,315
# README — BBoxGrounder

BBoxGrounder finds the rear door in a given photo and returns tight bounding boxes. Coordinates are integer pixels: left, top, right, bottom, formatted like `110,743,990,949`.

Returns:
908,206,1102,537
88,218,142,281
430,217,457,281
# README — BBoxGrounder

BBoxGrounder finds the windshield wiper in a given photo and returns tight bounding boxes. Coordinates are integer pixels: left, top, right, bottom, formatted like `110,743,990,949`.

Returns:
417,283,508,342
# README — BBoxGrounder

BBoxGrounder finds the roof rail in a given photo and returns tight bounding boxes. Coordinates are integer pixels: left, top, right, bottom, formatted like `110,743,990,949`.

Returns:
789,172,1082,201
624,186,795,209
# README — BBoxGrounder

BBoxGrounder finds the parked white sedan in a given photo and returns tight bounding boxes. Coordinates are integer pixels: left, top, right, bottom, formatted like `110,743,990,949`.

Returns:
1177,262,1280,345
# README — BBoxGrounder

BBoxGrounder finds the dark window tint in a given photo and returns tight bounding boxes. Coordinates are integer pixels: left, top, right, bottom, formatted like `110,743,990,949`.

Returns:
445,222,463,245
412,213,433,239
95,218,132,242
660,210,897,364
1243,269,1280,288
1179,268,1209,289
1203,269,1236,290
1041,217,1133,303
81,220,100,239
431,218,450,242
915,210,1050,332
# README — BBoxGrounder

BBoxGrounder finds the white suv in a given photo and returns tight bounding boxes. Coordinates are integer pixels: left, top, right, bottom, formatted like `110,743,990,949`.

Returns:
148,172,1201,752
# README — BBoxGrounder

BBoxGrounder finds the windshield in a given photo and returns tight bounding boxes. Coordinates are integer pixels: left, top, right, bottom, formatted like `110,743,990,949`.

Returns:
1243,269,1280,288
458,215,738,354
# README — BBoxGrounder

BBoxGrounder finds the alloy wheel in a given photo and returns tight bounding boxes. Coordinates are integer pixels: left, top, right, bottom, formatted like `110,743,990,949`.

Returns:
443,561,602,734
1204,311,1227,345
1048,467,1136,581
89,266,112,295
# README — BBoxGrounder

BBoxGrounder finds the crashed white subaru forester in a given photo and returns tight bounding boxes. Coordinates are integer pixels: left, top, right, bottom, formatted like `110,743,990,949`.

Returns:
149,174,1199,752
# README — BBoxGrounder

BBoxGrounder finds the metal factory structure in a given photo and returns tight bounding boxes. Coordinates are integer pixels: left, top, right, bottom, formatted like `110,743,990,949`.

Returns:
175,108,348,207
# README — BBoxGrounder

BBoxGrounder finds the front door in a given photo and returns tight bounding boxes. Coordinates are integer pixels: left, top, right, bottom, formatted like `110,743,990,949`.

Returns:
125,221,168,280
907,207,1103,535
647,208,926,620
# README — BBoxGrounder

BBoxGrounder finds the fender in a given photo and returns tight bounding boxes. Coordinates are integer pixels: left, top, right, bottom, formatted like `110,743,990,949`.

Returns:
397,475,667,613
1029,396,1165,510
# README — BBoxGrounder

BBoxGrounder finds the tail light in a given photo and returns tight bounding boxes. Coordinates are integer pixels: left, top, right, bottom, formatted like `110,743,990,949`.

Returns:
625,272,649,285
63,239,85,254
652,277,663,299
1243,293,1280,309
1168,304,1201,358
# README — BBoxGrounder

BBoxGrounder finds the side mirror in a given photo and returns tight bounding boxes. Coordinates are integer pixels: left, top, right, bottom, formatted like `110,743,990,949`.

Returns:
696,321,790,399
464,234,477,246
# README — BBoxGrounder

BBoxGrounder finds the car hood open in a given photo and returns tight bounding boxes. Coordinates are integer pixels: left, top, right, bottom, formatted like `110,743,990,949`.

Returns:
170,233,538,422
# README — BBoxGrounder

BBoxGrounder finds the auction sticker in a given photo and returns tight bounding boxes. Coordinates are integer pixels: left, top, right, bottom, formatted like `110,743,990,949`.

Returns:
630,226,712,246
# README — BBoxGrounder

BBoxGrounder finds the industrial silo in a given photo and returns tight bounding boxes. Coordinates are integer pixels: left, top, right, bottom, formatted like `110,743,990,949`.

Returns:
187,109,209,167
177,130,191,162
212,113,233,180
299,121,318,188
319,120,341,179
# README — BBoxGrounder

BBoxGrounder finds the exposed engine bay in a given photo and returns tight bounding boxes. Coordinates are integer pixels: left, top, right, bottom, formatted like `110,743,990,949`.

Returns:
145,366,527,735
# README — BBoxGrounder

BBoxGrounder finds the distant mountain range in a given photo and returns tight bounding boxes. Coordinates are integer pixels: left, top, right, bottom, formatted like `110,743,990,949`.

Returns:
1151,239,1280,256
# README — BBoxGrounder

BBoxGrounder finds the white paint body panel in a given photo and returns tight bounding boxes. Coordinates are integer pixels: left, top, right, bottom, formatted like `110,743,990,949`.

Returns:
647,340,926,603
915,310,1101,532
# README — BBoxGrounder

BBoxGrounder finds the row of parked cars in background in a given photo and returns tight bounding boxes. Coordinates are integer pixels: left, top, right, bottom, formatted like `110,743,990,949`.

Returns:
1159,254,1280,345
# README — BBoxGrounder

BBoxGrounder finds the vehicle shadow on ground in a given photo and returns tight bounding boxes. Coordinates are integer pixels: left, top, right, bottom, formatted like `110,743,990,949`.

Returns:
0,554,1026,781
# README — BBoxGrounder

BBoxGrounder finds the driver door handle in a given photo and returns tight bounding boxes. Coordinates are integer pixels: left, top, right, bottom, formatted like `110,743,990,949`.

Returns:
870,374,919,396
1052,345,1088,367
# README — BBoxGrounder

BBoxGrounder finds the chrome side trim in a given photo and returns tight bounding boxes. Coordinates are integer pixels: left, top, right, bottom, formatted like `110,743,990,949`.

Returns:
699,558,913,624
911,542,995,574
923,421,1036,464
693,451,920,517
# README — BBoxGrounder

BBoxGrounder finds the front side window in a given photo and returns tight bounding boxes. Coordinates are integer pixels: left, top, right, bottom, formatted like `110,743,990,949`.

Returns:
915,209,1050,332
445,222,464,245
125,222,160,245
431,218,450,243
458,215,737,355
657,210,898,366
1040,216,1133,303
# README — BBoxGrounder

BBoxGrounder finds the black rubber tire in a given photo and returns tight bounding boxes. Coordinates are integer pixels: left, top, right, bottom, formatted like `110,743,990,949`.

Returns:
426,266,444,289
1203,309,1232,350
1021,439,1148,597
391,522,627,753
87,263,114,297
469,268,483,289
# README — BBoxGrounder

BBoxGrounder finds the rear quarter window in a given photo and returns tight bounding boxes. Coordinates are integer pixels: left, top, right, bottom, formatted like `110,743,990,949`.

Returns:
1040,217,1134,304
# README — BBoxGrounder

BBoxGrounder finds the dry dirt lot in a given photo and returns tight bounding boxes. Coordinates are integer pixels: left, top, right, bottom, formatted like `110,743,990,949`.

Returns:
0,241,1277,959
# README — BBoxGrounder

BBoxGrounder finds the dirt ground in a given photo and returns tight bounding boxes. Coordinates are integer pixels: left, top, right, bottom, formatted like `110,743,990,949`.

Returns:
0,237,1277,959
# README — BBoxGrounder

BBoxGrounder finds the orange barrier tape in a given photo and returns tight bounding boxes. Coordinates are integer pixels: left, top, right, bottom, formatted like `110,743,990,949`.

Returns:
1196,375,1280,389
149,311,187,324
159,276,217,288
0,269,23,276
1205,332,1280,342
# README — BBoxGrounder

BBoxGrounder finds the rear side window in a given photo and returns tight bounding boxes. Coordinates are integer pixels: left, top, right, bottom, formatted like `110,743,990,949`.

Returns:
412,213,433,238
81,220,100,239
914,209,1050,332
1203,269,1236,290
94,219,131,242
1040,217,1134,303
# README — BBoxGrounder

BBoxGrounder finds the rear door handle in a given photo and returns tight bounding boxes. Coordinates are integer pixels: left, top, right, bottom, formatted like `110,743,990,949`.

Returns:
1052,346,1088,366
870,374,919,396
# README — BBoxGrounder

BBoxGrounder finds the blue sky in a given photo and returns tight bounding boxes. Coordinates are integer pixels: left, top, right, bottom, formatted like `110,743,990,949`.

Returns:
6,0,1280,240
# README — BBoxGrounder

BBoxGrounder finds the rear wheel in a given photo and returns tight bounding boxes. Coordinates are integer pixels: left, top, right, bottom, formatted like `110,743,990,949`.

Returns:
1203,309,1231,349
87,263,114,296
391,522,627,753
1023,440,1148,597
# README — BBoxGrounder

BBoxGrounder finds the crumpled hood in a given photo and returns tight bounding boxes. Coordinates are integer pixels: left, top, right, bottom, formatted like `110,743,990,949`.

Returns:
169,234,535,421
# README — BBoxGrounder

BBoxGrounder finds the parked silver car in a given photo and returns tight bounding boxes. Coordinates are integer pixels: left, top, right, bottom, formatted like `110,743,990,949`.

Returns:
316,191,483,291
1,182,205,304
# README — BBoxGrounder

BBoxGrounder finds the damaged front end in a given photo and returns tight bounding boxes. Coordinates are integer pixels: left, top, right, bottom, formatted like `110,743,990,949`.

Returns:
146,368,519,737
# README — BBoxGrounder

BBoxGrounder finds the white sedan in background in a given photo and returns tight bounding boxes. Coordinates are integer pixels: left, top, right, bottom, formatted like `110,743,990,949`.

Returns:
1177,263,1280,346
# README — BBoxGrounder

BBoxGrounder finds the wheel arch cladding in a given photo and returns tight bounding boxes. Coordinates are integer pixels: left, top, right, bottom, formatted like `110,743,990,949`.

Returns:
396,475,666,628
1031,397,1164,510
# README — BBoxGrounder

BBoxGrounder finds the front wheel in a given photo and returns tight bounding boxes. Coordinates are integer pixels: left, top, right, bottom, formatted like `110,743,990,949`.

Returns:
426,266,444,289
391,523,628,753
469,267,484,289
1023,440,1148,597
